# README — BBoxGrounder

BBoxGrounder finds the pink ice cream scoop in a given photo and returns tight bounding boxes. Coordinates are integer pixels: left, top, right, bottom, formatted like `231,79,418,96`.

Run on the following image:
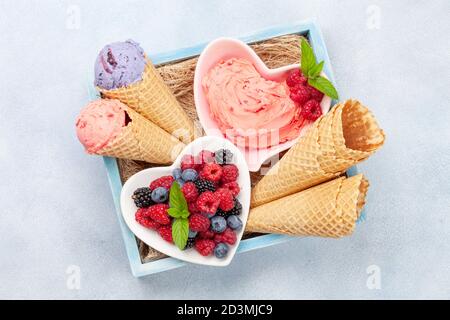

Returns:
76,99,127,153
202,58,304,149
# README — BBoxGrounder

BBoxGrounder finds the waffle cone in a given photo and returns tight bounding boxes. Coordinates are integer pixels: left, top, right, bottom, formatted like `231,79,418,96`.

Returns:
331,100,385,162
245,174,369,237
98,59,195,143
251,99,384,207
97,106,184,164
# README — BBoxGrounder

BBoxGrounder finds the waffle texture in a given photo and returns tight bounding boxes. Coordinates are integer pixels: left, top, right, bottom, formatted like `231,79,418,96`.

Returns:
251,99,384,207
97,105,184,164
98,58,195,143
245,174,369,237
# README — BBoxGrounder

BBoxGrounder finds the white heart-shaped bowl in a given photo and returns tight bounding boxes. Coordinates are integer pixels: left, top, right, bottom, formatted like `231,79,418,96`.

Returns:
194,37,331,172
120,136,251,267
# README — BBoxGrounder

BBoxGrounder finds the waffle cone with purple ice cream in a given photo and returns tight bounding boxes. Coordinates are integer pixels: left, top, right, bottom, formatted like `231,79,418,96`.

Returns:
95,40,194,143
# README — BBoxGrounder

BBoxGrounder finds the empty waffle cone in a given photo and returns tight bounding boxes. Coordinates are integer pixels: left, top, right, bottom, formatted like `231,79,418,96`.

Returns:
98,104,184,164
251,99,384,207
245,174,369,237
98,59,195,143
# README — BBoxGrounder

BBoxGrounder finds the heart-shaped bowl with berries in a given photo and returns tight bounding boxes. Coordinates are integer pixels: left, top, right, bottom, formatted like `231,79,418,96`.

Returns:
194,37,332,172
120,136,251,267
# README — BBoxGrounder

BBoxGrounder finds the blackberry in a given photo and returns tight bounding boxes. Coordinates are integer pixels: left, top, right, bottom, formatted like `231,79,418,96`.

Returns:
215,149,234,165
215,199,242,217
230,199,242,215
184,238,196,250
216,208,230,219
132,187,154,208
194,179,216,194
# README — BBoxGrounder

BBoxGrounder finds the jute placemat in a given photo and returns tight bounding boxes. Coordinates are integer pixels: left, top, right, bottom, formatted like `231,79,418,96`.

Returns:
117,34,306,263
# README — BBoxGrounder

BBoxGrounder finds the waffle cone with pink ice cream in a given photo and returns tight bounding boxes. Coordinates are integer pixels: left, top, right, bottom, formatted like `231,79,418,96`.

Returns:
75,99,184,164
94,39,194,143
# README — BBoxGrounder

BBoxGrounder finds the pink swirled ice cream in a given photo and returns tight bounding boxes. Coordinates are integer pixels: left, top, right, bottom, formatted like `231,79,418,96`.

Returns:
76,99,127,153
202,58,304,149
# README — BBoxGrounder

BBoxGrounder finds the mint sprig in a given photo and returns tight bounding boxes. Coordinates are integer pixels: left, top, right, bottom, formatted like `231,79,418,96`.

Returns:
300,39,338,100
172,218,189,251
308,77,338,101
168,181,190,250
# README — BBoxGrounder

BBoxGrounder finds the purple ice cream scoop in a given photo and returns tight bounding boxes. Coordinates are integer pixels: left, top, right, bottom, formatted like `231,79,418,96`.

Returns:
94,39,147,90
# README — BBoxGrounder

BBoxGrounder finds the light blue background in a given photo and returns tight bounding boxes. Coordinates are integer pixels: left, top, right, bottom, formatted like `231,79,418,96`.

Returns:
0,0,449,299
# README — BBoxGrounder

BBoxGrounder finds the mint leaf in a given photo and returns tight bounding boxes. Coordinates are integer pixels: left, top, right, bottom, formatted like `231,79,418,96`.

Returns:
299,39,339,99
172,218,189,250
180,209,190,219
308,61,324,78
301,39,316,76
169,181,188,212
168,182,191,220
308,76,339,100
167,207,182,219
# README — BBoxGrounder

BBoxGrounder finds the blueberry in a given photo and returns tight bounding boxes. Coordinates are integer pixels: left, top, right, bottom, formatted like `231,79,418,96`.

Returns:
175,178,185,187
227,215,243,230
151,187,168,203
214,243,229,259
188,230,198,238
181,169,198,182
172,168,182,180
210,216,227,233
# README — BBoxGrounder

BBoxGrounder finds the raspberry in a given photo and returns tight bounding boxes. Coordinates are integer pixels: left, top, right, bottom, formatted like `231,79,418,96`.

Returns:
180,154,197,171
181,182,198,203
135,208,160,229
289,85,311,105
214,228,237,245
158,225,173,243
198,229,215,239
146,204,171,225
196,191,220,215
200,163,223,182
221,164,239,183
150,176,174,191
188,201,200,214
301,99,322,121
308,85,324,102
189,213,211,232
197,150,215,166
195,239,216,256
221,181,240,197
215,188,234,211
286,69,307,87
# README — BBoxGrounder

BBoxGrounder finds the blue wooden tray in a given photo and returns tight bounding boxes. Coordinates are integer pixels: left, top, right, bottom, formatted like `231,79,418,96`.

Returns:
88,20,363,277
